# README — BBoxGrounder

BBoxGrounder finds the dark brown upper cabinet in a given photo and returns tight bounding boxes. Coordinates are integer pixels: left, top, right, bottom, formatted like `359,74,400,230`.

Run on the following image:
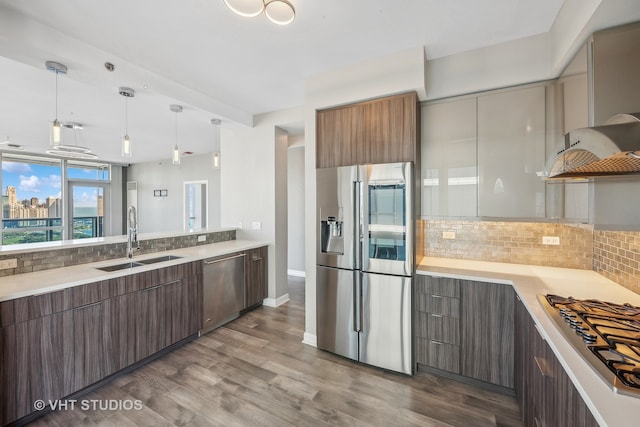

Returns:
316,92,419,168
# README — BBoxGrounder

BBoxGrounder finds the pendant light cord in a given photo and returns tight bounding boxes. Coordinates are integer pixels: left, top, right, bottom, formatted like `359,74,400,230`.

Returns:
54,70,59,120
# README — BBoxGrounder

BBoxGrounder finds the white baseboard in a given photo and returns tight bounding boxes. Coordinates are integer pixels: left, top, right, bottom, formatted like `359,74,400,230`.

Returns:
287,269,306,278
302,332,317,347
262,293,290,308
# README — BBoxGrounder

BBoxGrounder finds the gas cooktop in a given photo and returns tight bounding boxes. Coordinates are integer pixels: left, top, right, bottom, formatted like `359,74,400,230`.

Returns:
539,294,640,397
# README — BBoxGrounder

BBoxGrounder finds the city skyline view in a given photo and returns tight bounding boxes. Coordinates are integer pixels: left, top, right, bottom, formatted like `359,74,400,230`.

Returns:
2,160,105,210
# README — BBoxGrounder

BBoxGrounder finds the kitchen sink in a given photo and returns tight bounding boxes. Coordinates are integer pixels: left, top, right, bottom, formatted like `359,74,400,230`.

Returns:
137,255,182,264
95,261,144,272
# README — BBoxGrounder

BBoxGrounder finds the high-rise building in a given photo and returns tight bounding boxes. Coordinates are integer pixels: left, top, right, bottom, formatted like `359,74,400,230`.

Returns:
6,186,16,206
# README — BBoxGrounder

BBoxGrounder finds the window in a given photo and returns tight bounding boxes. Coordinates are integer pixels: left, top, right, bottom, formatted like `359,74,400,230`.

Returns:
0,154,111,245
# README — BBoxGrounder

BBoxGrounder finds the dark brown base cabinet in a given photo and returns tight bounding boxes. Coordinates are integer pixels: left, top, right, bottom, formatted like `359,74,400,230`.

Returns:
415,275,514,388
244,246,268,309
417,275,600,426
515,297,599,427
0,262,201,425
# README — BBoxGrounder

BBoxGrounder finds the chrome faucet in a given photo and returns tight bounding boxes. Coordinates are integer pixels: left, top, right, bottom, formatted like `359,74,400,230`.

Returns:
127,206,139,258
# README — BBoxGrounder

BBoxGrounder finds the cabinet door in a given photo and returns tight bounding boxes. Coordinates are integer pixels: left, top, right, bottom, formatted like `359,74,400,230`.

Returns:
142,284,167,358
461,280,514,387
245,246,268,309
73,302,104,391
316,105,363,168
103,291,138,375
3,317,68,423
363,93,417,164
421,97,477,217
477,85,546,218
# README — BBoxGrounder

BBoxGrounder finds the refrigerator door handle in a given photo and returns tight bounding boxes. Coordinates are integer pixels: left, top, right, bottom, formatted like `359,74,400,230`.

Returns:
354,180,363,270
358,272,364,333
353,271,360,332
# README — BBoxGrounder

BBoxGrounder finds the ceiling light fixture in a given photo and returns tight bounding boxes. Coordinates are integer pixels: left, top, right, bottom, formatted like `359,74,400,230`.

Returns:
45,122,98,159
45,60,67,147
170,104,183,165
119,87,135,157
223,0,295,25
211,119,221,169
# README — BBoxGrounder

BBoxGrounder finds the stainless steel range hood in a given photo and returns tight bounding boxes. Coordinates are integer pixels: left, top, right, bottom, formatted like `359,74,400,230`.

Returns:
546,113,640,178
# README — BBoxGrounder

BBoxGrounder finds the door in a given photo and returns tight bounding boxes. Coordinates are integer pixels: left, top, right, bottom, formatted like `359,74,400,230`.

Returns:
316,166,358,270
360,162,413,276
316,265,358,361
67,182,109,239
360,272,412,374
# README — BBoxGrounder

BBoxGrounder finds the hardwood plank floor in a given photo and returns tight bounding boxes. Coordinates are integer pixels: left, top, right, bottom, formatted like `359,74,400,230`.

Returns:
28,276,523,427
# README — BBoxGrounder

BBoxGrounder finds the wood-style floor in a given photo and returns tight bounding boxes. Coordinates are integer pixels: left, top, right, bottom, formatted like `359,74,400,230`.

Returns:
28,276,524,426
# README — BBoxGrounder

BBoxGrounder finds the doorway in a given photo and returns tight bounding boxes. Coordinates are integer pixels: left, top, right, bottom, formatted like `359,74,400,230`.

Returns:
184,180,208,230
67,182,110,239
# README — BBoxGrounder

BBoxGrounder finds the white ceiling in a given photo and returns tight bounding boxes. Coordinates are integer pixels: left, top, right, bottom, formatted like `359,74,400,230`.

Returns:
0,0,611,164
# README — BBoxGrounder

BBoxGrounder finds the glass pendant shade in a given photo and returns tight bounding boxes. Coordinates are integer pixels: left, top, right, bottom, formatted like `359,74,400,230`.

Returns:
223,0,264,17
122,134,131,157
172,144,181,165
50,119,62,147
265,0,295,25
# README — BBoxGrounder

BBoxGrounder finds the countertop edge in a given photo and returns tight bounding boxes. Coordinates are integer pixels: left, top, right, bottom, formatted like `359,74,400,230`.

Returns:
0,239,267,302
417,257,640,427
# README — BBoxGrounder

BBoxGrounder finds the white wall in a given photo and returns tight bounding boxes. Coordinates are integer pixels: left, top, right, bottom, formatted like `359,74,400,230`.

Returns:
126,153,221,233
220,106,304,307
287,145,305,275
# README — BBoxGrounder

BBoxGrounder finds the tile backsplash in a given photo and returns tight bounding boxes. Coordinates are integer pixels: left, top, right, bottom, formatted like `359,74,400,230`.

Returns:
422,220,594,269
594,230,640,294
0,229,235,277
422,219,640,294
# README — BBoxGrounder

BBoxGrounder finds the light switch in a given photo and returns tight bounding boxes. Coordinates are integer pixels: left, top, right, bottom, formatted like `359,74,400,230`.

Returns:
252,221,262,230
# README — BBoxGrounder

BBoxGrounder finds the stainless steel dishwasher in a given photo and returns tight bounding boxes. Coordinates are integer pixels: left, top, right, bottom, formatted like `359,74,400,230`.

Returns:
201,253,245,335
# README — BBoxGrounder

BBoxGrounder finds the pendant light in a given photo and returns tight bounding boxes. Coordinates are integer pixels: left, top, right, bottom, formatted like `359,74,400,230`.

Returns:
170,104,183,165
211,119,221,169
119,87,135,157
224,0,295,25
45,61,67,147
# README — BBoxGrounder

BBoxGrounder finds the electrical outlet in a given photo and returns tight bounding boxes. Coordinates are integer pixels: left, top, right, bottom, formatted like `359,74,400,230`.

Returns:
542,236,560,245
197,235,207,242
237,222,243,229
252,221,262,230
442,231,456,240
0,258,17,270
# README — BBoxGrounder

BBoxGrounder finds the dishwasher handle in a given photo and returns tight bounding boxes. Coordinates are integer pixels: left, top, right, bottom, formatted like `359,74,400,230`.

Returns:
204,253,246,264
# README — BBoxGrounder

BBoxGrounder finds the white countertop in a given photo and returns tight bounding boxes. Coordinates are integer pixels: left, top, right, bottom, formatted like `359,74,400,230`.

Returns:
417,256,640,427
0,239,266,302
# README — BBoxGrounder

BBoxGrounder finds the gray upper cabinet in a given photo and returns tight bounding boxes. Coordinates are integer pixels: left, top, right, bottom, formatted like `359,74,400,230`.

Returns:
421,98,477,217
477,85,546,218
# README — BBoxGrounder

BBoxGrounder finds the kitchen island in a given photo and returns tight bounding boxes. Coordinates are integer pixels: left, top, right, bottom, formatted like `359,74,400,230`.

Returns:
0,239,267,425
418,257,640,427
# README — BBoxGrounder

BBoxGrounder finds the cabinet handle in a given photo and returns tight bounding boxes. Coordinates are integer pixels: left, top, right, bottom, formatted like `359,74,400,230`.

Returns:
534,356,551,378
252,255,263,261
430,340,442,345
431,294,443,299
75,301,101,310
431,313,443,318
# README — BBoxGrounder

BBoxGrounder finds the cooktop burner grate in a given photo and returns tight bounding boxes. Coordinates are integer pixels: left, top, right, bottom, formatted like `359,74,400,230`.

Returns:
540,294,640,397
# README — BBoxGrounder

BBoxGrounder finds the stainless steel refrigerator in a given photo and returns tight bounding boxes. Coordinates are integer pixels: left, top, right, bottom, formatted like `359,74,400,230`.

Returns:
316,162,413,375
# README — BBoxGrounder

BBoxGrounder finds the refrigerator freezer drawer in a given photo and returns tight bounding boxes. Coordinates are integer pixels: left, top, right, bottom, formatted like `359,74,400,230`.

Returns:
360,273,412,375
316,266,358,361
